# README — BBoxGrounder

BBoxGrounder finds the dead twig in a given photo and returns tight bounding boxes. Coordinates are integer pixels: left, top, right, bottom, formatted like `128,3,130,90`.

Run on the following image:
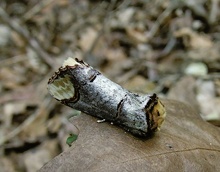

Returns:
209,0,219,24
0,7,55,68
22,0,56,21
0,54,27,67
0,70,57,146
0,97,56,146
147,6,173,40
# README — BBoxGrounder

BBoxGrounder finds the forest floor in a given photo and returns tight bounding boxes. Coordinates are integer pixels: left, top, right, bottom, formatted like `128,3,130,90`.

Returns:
0,0,220,171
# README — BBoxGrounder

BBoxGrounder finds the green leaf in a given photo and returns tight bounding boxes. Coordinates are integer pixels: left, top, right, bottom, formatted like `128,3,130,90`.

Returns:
66,133,78,147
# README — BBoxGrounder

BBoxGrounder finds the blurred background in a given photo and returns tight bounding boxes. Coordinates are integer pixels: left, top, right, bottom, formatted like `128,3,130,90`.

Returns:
0,0,220,171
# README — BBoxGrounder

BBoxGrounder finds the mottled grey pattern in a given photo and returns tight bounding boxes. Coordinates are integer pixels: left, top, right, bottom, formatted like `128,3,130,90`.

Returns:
48,58,166,137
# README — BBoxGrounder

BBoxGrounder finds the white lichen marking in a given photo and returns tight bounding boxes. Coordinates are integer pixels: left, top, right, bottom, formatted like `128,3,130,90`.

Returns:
48,75,75,100
62,57,80,68
97,119,106,123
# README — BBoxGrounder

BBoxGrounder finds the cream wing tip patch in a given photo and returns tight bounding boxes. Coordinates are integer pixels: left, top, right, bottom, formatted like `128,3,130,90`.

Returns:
48,75,75,100
62,57,80,68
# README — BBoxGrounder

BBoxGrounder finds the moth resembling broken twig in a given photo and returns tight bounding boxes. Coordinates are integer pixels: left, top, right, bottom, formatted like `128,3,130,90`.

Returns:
47,57,166,137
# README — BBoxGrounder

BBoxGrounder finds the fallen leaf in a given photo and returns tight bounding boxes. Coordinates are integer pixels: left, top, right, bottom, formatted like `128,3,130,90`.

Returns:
174,28,213,49
123,75,156,93
126,26,148,43
197,80,220,126
0,157,16,172
79,28,98,52
117,8,135,26
174,28,220,62
39,100,220,172
24,139,59,172
110,7,135,28
167,76,200,112
19,103,49,143
47,115,62,134
3,102,26,127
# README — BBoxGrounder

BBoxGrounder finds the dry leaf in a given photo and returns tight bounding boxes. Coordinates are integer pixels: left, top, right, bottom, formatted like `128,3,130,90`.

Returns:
123,75,156,93
79,28,98,51
174,28,213,49
24,139,59,172
167,76,200,112
126,27,148,44
117,8,135,26
174,28,220,62
40,100,220,172
19,105,49,142
3,102,26,127
0,157,16,172
197,80,220,126
110,7,135,28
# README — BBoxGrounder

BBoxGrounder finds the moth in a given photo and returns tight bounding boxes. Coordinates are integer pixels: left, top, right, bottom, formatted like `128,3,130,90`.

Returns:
48,57,166,137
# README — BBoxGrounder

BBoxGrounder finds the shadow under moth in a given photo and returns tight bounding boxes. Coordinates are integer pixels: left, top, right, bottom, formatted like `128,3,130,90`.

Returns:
48,57,166,137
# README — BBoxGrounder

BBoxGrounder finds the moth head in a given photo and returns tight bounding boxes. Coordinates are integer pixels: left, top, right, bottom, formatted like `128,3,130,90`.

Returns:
145,94,166,132
151,99,166,131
